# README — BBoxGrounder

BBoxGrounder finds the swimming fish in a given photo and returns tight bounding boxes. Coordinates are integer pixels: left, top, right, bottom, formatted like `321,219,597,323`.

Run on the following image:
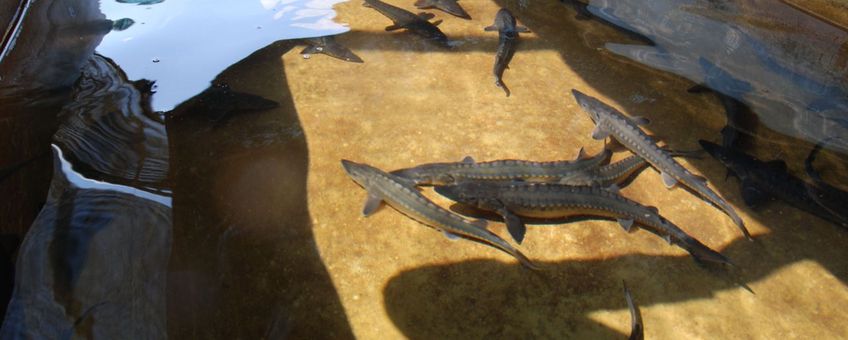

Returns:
572,89,752,240
341,160,539,269
435,181,732,265
301,36,364,63
414,0,471,19
364,0,449,47
485,9,529,97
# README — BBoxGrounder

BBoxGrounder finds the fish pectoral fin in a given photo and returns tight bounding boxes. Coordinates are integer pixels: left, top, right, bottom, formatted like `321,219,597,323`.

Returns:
740,182,767,207
618,218,635,232
462,156,475,164
606,184,621,194
499,208,527,244
661,172,678,188
516,26,530,33
385,24,403,31
362,194,384,217
300,45,320,55
629,116,650,126
417,12,436,20
362,1,372,8
591,125,610,140
484,25,498,32
442,231,461,240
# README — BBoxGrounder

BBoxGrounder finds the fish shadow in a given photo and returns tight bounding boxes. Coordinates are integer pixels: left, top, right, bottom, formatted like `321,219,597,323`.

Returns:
383,227,847,339
166,40,354,339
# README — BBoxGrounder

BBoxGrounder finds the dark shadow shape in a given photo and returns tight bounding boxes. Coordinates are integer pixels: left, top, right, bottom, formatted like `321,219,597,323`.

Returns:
384,226,846,338
165,40,354,339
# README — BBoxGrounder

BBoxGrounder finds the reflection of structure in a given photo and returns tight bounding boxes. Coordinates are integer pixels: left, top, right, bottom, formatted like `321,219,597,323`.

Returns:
589,0,848,153
1,54,172,339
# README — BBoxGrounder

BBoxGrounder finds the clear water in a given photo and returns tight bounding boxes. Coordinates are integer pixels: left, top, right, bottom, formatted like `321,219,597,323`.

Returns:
1,0,847,338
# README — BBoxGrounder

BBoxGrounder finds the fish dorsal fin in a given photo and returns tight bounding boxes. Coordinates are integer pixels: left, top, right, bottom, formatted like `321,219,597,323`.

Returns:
575,147,587,160
418,12,435,20
661,172,678,188
470,219,488,229
663,234,673,244
484,25,498,32
443,231,460,240
516,26,530,33
462,156,475,164
362,194,383,217
618,218,635,232
591,125,610,140
606,184,621,194
629,116,650,126
362,1,373,8
765,160,787,172
647,206,659,215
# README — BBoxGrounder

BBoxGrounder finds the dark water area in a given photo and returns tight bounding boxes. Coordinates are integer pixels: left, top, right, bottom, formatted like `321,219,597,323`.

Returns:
0,0,847,338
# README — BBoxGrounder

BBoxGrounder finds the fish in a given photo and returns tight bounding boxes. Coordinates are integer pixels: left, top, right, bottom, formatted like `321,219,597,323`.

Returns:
301,36,364,63
363,0,449,47
572,89,752,241
687,84,746,149
623,281,644,340
560,0,593,20
341,160,539,269
414,0,471,19
558,150,700,187
700,140,846,229
484,9,529,97
168,83,279,122
804,141,848,227
390,147,611,186
434,181,732,265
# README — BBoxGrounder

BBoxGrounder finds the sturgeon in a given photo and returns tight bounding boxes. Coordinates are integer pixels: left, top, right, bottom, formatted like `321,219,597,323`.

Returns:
572,89,752,241
414,0,470,19
363,0,449,47
700,140,847,229
301,36,364,63
559,150,698,187
341,160,538,269
390,148,611,186
485,9,529,97
804,141,848,225
623,281,644,340
434,181,732,265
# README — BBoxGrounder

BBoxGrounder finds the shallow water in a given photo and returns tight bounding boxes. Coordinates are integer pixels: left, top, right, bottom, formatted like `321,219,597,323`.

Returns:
1,0,847,338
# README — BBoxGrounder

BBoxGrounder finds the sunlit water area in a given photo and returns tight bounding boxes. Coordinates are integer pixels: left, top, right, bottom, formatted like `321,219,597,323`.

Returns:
1,0,847,338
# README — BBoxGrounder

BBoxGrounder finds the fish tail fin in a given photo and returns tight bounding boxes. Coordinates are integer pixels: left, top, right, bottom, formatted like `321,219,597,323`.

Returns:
495,79,511,97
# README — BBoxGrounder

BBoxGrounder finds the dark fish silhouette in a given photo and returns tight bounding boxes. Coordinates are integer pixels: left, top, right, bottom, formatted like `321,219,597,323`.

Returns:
485,9,529,97
301,36,364,63
414,0,470,19
700,140,846,229
364,0,449,47
623,281,644,340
